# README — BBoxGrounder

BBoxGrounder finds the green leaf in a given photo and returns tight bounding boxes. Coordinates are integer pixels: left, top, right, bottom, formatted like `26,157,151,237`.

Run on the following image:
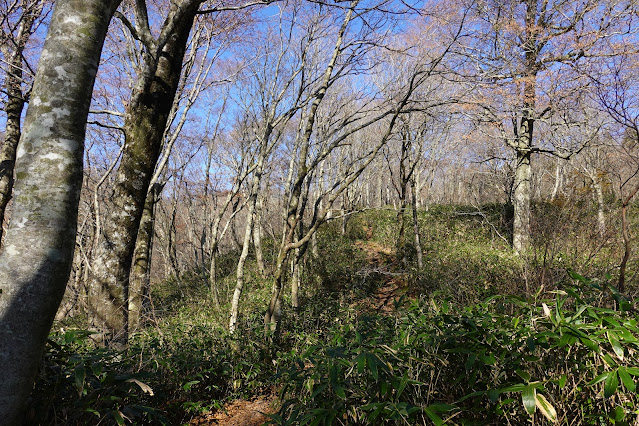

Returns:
356,353,366,374
182,380,200,391
616,327,637,343
487,389,500,403
579,336,599,352
75,365,86,394
112,410,125,426
310,383,327,399
522,385,536,416
478,354,496,365
423,406,444,426
333,384,346,399
614,406,625,422
380,381,389,397
587,372,610,386
608,331,624,360
526,336,535,351
602,353,617,368
516,369,531,382
557,374,567,388
465,353,476,372
535,393,557,423
604,370,619,398
367,354,379,381
618,367,636,392
625,367,639,376
501,383,527,392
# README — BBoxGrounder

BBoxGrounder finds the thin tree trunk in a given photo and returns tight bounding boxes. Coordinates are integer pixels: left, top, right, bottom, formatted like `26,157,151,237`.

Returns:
0,76,24,244
0,1,120,422
550,157,562,201
410,177,423,269
618,182,639,293
229,150,267,333
253,194,266,276
396,132,410,265
128,183,160,332
592,174,606,237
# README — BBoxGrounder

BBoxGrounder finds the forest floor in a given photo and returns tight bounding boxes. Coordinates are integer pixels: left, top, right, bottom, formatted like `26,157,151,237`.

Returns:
189,394,277,425
190,238,401,425
353,239,406,313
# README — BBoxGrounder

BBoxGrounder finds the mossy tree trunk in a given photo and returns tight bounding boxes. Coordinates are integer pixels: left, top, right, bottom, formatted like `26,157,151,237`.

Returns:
87,2,199,346
128,182,162,332
0,0,120,422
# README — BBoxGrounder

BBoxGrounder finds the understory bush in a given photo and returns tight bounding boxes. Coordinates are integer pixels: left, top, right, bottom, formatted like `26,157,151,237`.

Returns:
29,313,276,425
272,275,639,425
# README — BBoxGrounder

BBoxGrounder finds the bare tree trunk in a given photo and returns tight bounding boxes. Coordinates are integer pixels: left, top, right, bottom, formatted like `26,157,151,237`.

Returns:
512,2,537,254
410,177,423,269
550,157,562,201
128,182,161,332
512,149,532,253
229,151,267,333
618,183,639,293
377,162,384,208
0,0,119,422
87,3,199,346
396,131,410,265
0,2,44,245
0,77,24,243
291,221,305,309
592,174,606,237
253,194,266,276
166,188,181,278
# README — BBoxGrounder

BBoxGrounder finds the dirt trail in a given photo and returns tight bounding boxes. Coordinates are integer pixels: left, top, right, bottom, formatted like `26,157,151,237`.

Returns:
353,239,406,313
189,394,277,425
189,237,400,425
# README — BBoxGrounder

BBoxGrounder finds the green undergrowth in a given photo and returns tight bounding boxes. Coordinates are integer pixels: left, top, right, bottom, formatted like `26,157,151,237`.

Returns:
272,275,639,425
29,204,638,425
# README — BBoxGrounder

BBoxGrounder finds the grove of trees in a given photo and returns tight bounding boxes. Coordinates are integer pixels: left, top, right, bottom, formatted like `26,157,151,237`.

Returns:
1,0,639,423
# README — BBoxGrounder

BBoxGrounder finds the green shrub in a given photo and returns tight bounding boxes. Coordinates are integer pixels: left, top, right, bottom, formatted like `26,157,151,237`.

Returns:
272,277,639,425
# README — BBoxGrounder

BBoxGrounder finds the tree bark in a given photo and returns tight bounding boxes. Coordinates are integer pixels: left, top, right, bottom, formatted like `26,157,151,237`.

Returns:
618,182,639,293
229,146,267,333
87,4,199,345
128,182,161,332
410,176,423,269
512,1,537,254
512,148,532,253
591,174,606,237
253,194,267,276
0,0,120,422
0,2,44,245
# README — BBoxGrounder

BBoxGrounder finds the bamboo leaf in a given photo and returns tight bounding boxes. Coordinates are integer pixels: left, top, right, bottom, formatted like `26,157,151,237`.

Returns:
75,365,86,394
535,393,557,423
587,372,609,386
604,370,619,398
618,367,636,392
608,331,624,360
522,385,536,416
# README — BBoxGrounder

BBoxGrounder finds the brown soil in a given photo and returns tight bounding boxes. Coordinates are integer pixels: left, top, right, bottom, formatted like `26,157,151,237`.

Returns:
353,240,406,313
189,394,277,426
